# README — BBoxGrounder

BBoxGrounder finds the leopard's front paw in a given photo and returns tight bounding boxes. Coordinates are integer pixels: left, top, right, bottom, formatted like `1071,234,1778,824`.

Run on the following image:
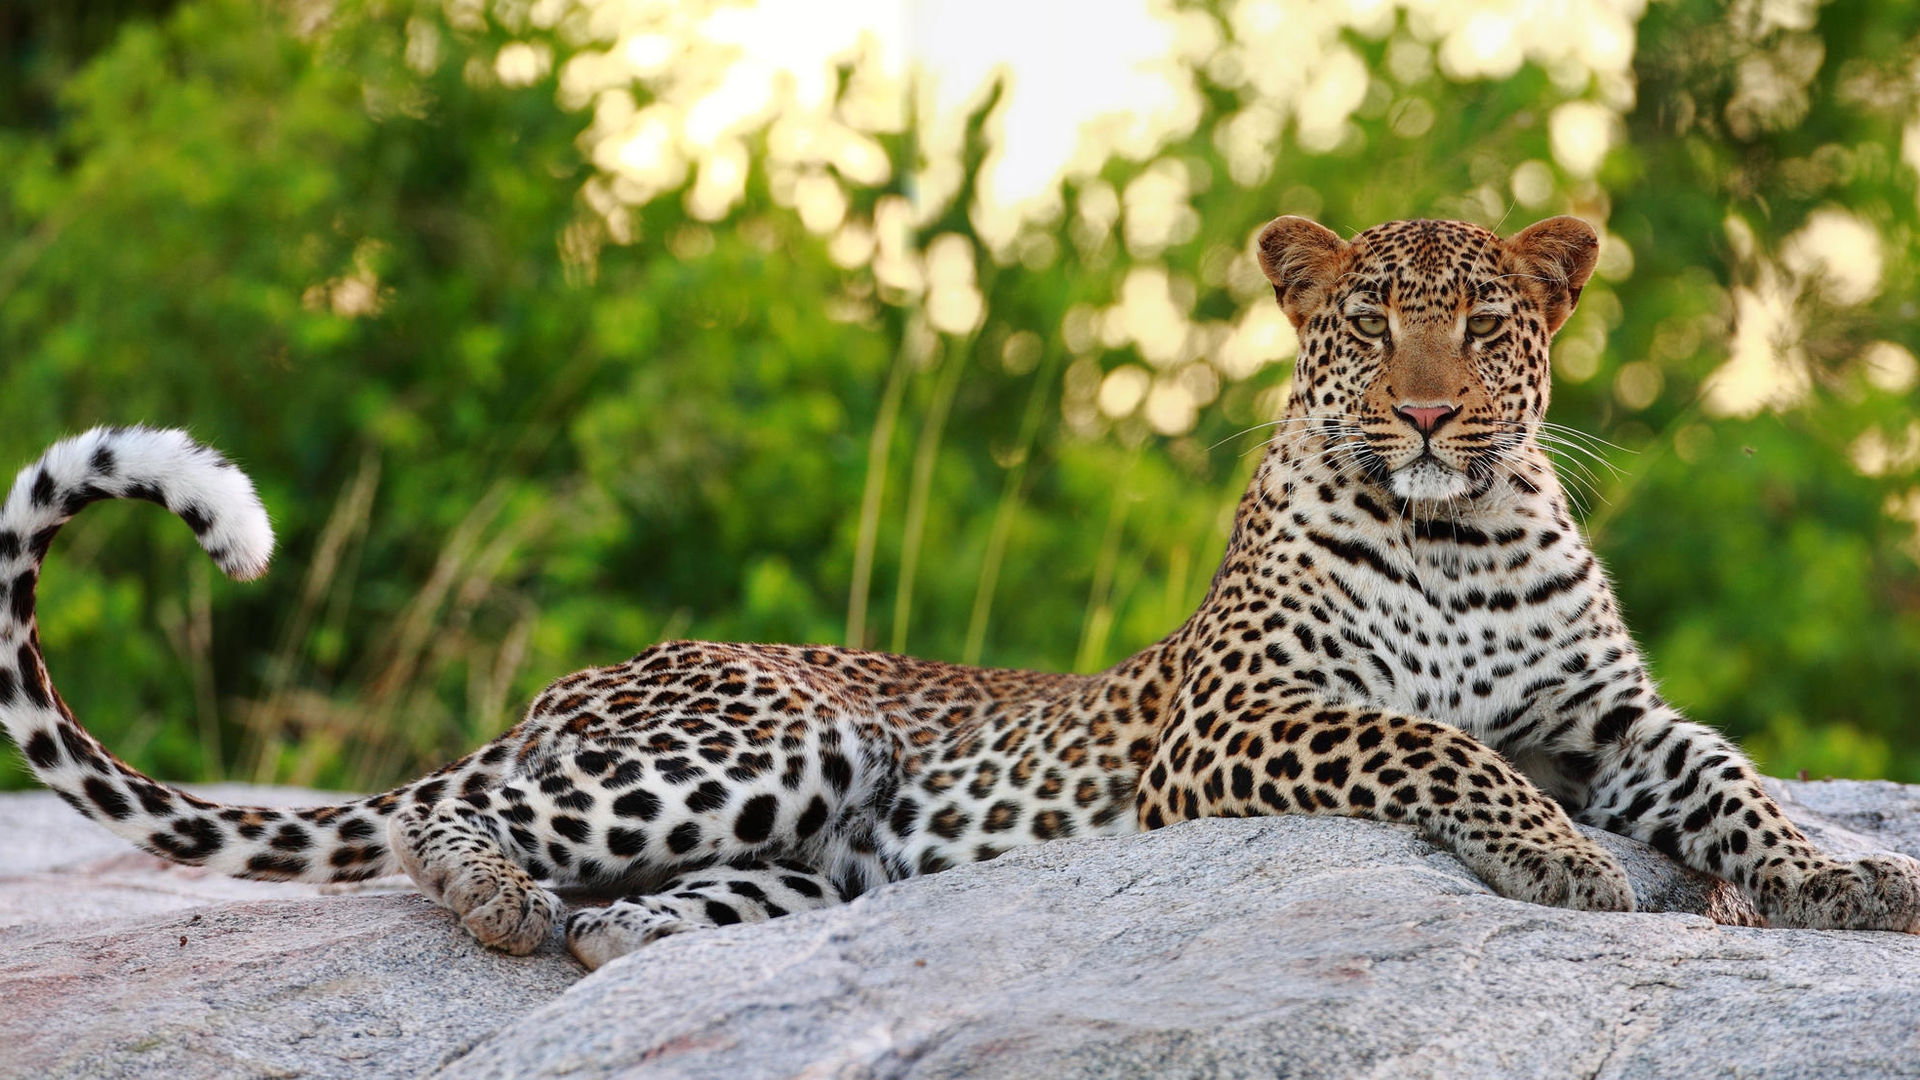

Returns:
1473,839,1636,913
1768,854,1920,933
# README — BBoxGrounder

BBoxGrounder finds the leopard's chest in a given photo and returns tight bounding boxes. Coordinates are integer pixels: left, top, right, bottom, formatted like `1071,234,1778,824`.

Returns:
1284,527,1601,745
1328,588,1536,732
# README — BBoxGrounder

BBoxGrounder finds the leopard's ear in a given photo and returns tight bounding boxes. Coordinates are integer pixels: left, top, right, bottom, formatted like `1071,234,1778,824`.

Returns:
1505,216,1599,334
1256,216,1347,328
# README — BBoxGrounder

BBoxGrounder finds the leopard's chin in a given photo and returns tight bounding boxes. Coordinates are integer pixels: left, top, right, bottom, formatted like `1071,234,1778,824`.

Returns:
1388,457,1472,501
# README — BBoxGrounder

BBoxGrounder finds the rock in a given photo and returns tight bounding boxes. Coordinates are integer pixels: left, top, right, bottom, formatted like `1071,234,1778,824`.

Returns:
0,786,581,1078
3,780,1919,1079
1768,777,1920,855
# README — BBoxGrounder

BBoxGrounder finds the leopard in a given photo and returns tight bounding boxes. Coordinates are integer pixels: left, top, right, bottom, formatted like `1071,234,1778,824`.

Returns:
5,214,1917,973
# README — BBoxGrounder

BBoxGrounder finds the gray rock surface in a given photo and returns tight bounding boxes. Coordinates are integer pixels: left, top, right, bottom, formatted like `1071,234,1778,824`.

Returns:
3,780,1919,1079
0,785,581,1078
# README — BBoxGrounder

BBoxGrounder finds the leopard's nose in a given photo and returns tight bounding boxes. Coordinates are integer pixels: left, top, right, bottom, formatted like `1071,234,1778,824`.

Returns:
1393,403,1460,435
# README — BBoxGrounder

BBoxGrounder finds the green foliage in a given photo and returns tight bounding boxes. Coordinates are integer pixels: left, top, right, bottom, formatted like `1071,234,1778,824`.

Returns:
2,0,1917,791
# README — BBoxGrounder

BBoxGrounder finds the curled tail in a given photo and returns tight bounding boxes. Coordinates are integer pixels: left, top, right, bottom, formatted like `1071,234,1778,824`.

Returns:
1,426,404,882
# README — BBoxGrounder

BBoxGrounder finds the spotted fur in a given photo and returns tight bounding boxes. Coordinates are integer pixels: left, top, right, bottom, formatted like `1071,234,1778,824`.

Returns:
6,217,1916,972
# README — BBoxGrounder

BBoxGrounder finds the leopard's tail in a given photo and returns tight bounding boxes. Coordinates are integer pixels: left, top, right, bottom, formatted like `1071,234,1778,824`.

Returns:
0,426,411,883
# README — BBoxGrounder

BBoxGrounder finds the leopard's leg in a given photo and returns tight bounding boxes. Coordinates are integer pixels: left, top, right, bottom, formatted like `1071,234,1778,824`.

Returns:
388,798,562,954
1572,707,1920,932
564,858,844,970
1137,705,1634,912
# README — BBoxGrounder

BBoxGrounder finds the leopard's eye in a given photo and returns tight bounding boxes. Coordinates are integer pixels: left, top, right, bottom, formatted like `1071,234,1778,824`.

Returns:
1466,314,1501,337
1352,314,1388,338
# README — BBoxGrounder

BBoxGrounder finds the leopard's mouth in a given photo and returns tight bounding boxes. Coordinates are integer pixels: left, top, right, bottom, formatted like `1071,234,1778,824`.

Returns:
1388,454,1472,501
1349,443,1495,503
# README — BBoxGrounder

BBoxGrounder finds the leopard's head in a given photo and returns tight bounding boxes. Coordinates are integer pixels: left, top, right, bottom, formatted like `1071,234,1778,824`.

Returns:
1256,215,1597,502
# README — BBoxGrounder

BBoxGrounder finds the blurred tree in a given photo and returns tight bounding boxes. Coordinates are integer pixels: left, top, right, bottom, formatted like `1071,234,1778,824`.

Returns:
1590,0,1920,779
0,0,188,130
1,0,1916,792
